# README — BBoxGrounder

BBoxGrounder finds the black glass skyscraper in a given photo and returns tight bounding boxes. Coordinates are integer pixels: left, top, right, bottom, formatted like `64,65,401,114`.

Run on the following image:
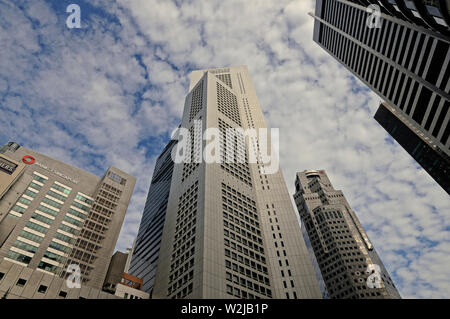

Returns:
375,102,450,194
128,140,177,296
311,0,449,193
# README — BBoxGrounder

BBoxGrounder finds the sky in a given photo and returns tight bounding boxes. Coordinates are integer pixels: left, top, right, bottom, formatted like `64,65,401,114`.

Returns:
0,0,449,298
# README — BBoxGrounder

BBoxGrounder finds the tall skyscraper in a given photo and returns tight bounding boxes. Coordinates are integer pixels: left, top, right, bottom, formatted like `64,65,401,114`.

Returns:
293,170,401,299
375,101,450,193
141,66,321,299
0,142,136,291
128,140,177,296
311,0,449,192
345,1,450,36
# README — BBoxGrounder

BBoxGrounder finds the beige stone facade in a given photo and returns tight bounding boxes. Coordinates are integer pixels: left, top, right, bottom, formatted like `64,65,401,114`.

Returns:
294,170,401,299
0,143,136,293
152,66,322,299
0,259,118,299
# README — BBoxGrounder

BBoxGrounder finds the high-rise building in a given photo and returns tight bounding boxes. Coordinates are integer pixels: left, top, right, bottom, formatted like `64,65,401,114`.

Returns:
375,101,450,193
311,0,450,191
293,170,401,299
147,66,321,299
128,140,177,296
345,1,450,36
0,142,136,291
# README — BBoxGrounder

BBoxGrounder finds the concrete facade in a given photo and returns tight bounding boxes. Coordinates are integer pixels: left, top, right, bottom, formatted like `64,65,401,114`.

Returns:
0,259,118,299
151,66,322,299
293,170,401,299
0,152,26,202
114,282,149,299
0,143,136,293
104,251,129,289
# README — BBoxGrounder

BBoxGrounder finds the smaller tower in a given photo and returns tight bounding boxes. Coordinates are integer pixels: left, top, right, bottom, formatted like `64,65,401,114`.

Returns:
293,170,401,299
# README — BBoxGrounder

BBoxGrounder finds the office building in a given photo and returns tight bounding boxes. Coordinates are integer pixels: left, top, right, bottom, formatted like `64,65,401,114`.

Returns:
294,170,401,299
345,1,450,36
311,0,449,191
0,258,118,299
103,250,149,299
124,240,135,273
0,142,136,293
147,66,321,299
375,101,450,193
129,140,177,296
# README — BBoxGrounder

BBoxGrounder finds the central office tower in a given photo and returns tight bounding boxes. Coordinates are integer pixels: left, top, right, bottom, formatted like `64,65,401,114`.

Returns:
150,66,321,299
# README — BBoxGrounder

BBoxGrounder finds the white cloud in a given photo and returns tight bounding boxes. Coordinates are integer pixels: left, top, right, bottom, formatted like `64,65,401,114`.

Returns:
0,0,448,298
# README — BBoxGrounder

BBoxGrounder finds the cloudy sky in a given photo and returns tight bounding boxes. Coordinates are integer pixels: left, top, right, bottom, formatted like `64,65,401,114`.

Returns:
0,0,448,298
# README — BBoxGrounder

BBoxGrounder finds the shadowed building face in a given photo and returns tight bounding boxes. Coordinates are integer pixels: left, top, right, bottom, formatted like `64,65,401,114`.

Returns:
132,66,322,299
311,0,450,193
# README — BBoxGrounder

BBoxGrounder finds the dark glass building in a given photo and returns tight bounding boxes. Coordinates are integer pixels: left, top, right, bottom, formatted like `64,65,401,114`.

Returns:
345,1,450,36
128,140,177,296
311,0,450,192
375,102,450,193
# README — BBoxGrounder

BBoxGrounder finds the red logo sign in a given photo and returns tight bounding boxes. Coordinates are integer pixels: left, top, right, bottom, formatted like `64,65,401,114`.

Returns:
22,155,35,165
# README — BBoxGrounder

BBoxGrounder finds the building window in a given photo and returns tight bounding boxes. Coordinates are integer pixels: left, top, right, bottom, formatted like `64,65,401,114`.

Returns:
16,278,27,287
38,285,47,293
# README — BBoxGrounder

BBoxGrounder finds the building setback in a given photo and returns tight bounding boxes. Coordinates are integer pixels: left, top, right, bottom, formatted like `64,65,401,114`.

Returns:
345,0,450,36
148,66,321,299
311,0,450,193
103,250,149,299
293,170,401,299
0,142,136,293
375,102,450,194
0,259,118,299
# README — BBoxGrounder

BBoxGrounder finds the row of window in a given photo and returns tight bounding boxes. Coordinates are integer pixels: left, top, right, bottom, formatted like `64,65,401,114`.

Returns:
217,82,242,126
225,271,272,298
189,79,204,121
320,13,449,146
219,119,252,186
168,181,198,298
8,179,41,218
